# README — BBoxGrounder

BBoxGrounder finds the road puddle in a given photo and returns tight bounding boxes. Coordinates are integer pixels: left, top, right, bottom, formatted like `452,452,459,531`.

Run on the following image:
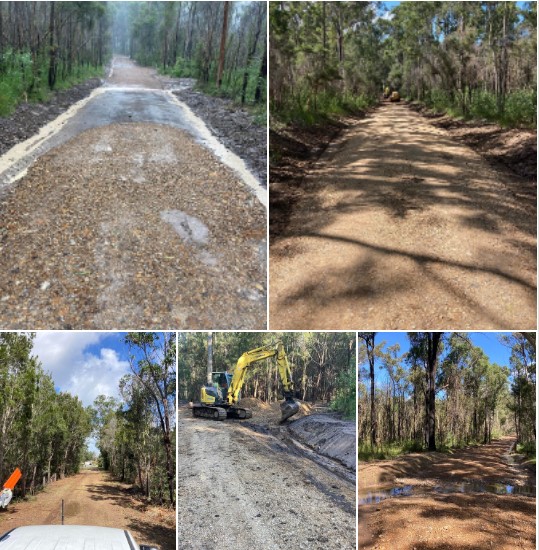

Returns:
359,482,536,505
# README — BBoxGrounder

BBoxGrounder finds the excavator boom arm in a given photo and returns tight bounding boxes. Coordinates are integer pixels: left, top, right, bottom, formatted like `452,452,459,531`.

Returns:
226,342,294,405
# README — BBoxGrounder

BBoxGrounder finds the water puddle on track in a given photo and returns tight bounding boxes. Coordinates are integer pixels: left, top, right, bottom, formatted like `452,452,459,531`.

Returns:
358,482,536,505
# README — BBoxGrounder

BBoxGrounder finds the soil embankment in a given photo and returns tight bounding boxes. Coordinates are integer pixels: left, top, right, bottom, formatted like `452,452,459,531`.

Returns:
0,78,101,156
0,469,175,549
358,437,536,549
174,87,267,185
270,102,536,330
178,404,356,550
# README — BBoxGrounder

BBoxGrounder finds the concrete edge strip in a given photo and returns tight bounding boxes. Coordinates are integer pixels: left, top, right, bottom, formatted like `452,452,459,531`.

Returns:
165,90,268,209
0,86,108,185
0,86,267,210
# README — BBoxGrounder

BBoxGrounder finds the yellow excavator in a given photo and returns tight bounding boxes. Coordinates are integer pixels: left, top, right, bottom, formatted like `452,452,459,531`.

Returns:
192,342,300,423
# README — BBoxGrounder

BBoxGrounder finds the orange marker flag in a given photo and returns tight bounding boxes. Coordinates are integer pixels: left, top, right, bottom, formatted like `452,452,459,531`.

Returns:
3,468,21,490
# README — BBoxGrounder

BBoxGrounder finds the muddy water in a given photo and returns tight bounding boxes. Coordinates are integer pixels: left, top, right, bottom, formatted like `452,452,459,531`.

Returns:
358,482,536,505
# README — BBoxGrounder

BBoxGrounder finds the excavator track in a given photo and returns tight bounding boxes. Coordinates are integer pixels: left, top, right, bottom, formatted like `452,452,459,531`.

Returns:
226,407,253,420
192,405,226,421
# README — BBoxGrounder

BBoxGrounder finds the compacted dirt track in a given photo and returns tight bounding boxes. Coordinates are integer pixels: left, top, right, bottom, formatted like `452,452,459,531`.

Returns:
178,408,356,550
0,469,175,549
358,437,536,549
270,103,536,329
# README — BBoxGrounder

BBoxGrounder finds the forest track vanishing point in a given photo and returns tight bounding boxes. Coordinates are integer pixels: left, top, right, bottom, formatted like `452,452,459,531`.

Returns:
270,103,536,330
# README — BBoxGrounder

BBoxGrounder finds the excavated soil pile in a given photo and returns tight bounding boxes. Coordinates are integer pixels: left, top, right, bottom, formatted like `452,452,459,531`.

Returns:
270,120,351,241
238,397,312,423
289,414,356,470
174,88,267,185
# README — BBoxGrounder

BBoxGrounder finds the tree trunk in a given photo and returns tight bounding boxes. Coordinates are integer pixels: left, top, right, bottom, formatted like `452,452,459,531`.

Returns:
216,1,229,88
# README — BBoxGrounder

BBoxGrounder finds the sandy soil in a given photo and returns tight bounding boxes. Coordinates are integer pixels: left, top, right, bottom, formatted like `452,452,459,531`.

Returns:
178,406,356,550
358,437,536,549
269,103,536,330
0,469,175,549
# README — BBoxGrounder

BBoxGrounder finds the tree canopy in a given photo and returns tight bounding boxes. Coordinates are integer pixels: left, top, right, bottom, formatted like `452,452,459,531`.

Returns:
270,1,536,127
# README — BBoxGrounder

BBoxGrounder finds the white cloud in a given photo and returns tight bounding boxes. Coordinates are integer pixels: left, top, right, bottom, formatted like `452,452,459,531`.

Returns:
33,332,130,407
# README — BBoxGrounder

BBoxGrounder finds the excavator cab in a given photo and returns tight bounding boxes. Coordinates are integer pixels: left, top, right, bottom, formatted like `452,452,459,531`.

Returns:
201,372,234,405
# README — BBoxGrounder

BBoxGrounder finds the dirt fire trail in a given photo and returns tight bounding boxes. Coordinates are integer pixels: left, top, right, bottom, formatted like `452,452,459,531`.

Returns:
270,103,536,330
0,469,175,549
358,437,536,549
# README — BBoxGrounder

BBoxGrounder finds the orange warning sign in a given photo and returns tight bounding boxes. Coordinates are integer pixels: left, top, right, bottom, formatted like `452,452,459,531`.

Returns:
3,468,21,490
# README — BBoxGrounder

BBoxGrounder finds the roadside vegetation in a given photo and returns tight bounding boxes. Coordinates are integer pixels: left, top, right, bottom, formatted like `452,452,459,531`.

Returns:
0,2,110,116
93,333,176,507
178,332,356,418
358,332,536,461
0,333,92,498
112,1,266,110
270,1,536,128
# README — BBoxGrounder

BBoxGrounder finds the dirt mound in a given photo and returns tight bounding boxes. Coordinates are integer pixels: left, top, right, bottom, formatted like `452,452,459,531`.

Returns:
289,414,356,470
270,120,349,242
174,87,267,185
238,397,312,423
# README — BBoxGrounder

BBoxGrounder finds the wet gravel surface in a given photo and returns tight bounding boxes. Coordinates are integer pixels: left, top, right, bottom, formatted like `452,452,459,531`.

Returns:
0,123,266,329
178,408,355,550
0,78,102,156
173,88,267,185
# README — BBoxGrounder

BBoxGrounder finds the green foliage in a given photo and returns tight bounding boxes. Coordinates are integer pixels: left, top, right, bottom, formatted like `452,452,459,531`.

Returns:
0,48,104,117
358,440,424,461
516,441,535,459
95,333,176,506
0,333,92,498
330,364,356,419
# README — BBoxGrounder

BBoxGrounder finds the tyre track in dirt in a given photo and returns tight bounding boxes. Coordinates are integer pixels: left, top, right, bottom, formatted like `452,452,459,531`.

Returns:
178,408,356,550
0,469,175,549
358,437,536,549
270,103,536,330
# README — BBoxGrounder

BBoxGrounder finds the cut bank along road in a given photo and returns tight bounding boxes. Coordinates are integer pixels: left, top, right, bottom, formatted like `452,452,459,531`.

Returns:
178,408,356,550
0,56,266,329
270,103,536,329
0,469,175,550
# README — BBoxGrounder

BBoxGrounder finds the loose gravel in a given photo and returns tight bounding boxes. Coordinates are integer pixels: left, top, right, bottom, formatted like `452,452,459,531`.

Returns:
0,122,266,329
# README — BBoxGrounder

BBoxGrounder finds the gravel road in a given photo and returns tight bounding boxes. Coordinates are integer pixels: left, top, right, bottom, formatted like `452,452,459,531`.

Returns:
269,103,536,329
0,56,266,329
178,407,356,550
0,469,175,549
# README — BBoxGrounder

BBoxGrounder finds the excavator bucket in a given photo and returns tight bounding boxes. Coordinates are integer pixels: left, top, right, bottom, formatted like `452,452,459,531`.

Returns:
279,398,300,423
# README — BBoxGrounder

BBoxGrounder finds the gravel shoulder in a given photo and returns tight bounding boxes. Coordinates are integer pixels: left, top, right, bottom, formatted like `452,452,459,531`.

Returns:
173,87,266,185
178,406,355,550
269,103,536,330
0,469,175,550
358,437,536,549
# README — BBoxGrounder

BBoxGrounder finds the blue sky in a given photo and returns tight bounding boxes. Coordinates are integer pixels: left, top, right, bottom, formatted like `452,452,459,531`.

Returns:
33,332,131,408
